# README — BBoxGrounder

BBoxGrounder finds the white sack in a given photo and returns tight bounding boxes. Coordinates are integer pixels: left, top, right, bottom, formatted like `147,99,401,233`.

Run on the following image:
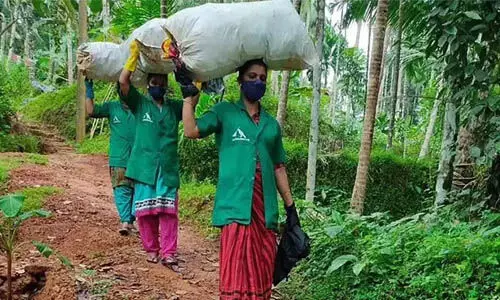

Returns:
77,0,317,84
165,0,318,81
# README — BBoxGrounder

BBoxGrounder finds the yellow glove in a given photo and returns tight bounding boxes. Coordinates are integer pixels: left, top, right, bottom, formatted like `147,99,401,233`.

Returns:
194,81,202,91
124,40,140,72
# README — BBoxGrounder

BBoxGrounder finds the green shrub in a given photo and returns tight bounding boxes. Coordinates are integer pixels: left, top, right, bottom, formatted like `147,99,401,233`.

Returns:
179,136,435,218
19,186,62,212
278,206,500,300
179,181,218,238
0,154,48,189
77,134,110,154
0,134,42,153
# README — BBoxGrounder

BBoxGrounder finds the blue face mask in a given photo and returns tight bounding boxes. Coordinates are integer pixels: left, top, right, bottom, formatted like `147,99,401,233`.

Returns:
148,86,166,100
241,80,266,102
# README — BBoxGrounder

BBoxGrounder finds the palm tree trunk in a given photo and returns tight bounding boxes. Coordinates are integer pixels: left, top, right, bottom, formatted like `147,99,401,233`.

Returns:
329,55,339,124
350,0,389,214
376,28,391,115
354,21,362,48
419,97,441,160
271,71,280,96
161,0,168,18
102,0,110,37
277,71,290,128
396,67,404,118
305,0,325,202
362,23,372,117
76,0,88,143
435,101,458,206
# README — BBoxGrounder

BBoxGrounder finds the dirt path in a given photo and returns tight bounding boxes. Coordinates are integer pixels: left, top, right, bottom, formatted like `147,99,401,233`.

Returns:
3,124,219,299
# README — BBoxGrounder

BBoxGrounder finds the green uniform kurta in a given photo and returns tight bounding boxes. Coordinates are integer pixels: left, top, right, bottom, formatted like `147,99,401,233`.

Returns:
197,99,286,230
91,100,136,168
119,86,183,187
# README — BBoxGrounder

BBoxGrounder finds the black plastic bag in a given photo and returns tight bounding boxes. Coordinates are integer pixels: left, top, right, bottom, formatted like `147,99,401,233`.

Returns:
273,223,310,285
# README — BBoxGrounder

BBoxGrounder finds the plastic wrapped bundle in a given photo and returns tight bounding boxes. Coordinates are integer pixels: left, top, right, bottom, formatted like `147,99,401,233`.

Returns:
77,0,317,84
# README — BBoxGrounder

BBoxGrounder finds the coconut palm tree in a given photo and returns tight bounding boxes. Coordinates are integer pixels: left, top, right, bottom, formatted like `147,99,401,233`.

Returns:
350,0,389,214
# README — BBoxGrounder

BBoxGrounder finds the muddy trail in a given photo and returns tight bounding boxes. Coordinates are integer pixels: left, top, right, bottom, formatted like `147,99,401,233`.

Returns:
1,123,219,300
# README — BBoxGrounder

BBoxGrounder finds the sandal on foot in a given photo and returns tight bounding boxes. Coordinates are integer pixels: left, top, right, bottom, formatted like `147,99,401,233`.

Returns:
119,224,130,236
146,254,159,264
161,256,180,272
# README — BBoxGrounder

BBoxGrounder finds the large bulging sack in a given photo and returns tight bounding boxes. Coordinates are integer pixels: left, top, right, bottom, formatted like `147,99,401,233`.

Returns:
77,0,317,84
165,0,318,81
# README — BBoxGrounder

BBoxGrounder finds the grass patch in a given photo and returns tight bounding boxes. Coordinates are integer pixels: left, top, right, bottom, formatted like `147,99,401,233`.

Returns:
77,134,109,154
0,153,48,188
179,181,218,239
0,134,42,153
19,186,62,212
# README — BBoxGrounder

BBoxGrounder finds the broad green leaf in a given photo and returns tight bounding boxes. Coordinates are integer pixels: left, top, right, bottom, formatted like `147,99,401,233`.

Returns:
33,241,54,258
470,24,487,32
57,254,73,268
0,194,25,218
470,146,481,158
18,210,51,221
482,226,500,237
89,0,103,14
327,255,358,274
464,11,482,20
352,261,366,276
325,226,343,238
445,26,457,36
438,34,448,48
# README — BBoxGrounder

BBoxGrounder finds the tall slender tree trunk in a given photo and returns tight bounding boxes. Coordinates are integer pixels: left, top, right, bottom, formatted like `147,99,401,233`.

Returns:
275,0,302,128
0,13,5,60
76,0,89,143
435,101,458,206
362,23,372,117
160,0,168,18
271,71,280,96
102,0,110,37
329,49,340,124
350,0,389,214
396,68,404,118
354,21,362,48
376,29,391,115
67,23,74,85
305,0,325,202
277,71,290,128
419,96,441,160
386,0,403,149
7,3,18,66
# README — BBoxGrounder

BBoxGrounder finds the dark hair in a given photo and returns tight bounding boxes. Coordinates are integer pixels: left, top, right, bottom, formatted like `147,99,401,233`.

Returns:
147,73,168,85
237,59,268,82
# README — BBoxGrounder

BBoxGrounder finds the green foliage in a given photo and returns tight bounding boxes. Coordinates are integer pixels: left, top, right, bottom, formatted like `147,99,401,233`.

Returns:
0,134,42,153
179,136,435,218
77,134,110,154
278,205,500,300
178,181,218,238
19,186,62,212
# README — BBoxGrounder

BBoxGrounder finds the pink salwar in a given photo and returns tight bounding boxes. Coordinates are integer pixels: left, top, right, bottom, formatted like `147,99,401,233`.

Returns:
138,213,178,257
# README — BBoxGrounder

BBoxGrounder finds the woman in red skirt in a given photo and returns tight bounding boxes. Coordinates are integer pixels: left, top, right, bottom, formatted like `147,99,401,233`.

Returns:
178,59,299,300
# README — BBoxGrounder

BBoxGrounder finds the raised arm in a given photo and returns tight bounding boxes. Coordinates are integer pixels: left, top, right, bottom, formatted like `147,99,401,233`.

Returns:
118,40,141,111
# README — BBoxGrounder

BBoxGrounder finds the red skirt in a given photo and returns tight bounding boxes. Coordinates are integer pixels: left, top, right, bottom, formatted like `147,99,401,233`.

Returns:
219,169,277,300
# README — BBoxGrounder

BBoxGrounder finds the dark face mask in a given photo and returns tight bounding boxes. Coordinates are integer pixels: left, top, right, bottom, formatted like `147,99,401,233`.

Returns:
241,80,266,102
148,86,166,100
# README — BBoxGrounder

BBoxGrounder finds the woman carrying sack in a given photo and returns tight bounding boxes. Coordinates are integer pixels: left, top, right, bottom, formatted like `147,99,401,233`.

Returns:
178,59,300,300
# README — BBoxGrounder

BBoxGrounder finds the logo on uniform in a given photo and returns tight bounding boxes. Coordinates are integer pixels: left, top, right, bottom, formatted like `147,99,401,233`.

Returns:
112,116,121,124
232,128,250,142
142,112,153,123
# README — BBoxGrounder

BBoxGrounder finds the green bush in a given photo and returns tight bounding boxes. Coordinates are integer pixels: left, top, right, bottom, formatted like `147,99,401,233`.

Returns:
178,136,436,218
0,134,42,153
179,181,218,238
278,206,500,300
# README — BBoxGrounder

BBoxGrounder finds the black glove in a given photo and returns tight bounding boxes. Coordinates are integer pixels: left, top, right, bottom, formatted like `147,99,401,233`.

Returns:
285,203,300,228
174,63,199,98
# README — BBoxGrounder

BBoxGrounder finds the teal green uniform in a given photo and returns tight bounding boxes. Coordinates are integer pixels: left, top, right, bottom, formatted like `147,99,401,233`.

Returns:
119,86,183,187
196,99,286,230
91,101,136,168
90,100,136,223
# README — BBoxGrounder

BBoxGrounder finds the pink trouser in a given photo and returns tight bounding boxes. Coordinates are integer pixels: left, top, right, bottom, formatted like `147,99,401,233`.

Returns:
137,213,178,258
